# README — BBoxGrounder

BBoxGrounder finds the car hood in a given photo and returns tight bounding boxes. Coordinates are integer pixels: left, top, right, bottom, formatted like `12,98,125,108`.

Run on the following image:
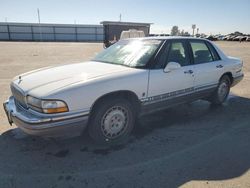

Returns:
12,61,132,96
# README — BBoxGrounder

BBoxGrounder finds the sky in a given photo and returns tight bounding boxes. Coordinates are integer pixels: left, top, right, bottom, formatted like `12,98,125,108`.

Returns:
0,0,250,35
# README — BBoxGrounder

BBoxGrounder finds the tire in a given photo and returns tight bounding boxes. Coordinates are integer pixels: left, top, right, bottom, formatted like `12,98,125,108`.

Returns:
209,75,231,105
88,98,136,144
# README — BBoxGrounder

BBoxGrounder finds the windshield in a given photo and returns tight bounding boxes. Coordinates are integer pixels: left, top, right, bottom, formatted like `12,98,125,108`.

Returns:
92,39,162,68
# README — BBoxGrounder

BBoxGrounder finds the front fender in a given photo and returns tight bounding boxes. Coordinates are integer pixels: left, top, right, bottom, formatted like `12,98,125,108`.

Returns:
46,69,149,113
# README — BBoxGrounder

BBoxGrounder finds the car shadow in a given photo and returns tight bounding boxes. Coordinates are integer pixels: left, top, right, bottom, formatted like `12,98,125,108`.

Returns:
0,94,250,188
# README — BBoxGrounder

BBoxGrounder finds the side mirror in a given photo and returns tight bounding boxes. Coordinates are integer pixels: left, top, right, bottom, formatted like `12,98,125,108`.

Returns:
164,62,181,73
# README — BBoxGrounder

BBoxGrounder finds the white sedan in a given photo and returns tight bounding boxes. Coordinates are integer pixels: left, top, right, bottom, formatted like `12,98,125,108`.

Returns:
3,37,244,143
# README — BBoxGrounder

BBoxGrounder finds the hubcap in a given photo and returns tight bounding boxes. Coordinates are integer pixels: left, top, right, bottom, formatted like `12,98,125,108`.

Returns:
101,106,129,139
218,81,229,101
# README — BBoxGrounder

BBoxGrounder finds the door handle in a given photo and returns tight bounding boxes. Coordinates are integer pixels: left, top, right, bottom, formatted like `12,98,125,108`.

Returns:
184,70,193,74
216,65,224,68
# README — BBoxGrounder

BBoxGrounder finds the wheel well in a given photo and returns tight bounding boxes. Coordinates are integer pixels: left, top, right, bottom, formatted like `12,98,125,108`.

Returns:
221,72,233,85
90,91,141,116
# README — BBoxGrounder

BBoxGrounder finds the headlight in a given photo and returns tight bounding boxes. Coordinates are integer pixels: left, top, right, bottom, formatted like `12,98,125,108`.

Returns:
27,96,41,108
27,96,68,114
41,100,68,113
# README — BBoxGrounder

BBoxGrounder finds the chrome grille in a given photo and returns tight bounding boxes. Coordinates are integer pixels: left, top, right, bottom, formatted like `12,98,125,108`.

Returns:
10,84,28,109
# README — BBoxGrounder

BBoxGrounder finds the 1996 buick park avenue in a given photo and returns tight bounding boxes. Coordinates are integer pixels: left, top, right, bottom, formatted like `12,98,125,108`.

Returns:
3,37,244,143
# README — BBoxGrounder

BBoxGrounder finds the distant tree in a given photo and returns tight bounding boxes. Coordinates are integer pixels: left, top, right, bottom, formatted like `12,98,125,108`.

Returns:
171,26,179,36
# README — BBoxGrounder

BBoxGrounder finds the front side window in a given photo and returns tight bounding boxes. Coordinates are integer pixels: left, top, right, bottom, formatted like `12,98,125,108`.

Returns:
190,41,213,64
154,41,190,68
166,41,190,66
92,39,162,68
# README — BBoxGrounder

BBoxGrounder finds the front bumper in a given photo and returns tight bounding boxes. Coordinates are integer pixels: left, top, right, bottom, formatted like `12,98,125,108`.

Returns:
3,96,89,138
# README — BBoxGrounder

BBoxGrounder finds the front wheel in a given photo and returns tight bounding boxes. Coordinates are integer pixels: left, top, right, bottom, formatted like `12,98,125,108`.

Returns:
88,98,136,144
209,75,231,105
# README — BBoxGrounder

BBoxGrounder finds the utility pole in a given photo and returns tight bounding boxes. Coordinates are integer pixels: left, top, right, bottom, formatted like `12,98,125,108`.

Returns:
37,8,41,24
37,8,42,41
74,19,77,42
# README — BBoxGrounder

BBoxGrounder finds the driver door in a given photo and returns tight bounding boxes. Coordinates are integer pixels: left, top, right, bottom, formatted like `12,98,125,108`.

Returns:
147,40,195,107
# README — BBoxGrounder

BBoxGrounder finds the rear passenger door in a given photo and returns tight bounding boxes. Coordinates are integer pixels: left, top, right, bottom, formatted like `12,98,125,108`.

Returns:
188,40,224,90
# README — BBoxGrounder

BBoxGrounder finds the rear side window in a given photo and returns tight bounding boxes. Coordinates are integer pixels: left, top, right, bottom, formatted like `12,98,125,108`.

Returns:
206,42,221,61
190,41,213,64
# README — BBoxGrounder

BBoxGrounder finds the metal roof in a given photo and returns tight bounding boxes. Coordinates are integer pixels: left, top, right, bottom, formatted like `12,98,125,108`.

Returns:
0,22,103,27
100,21,152,27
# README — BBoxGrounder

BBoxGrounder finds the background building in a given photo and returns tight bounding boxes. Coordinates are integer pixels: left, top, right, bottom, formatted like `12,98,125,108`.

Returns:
0,22,104,42
101,21,151,47
0,21,152,44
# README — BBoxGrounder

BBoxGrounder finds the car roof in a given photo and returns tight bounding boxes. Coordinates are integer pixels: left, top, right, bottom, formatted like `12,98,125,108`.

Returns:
126,36,211,42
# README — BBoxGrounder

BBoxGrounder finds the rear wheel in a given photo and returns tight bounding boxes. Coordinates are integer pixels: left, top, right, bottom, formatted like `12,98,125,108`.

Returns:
88,98,135,144
209,75,231,105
